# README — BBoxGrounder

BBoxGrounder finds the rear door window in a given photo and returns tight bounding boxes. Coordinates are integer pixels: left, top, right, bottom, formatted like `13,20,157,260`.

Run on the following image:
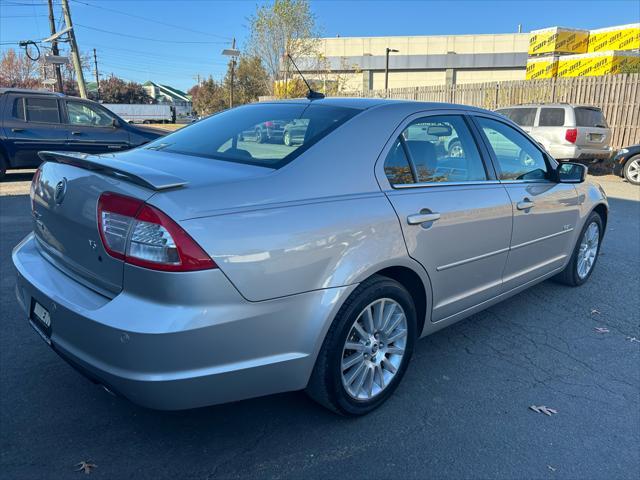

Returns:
11,97,26,121
25,97,60,123
499,108,536,127
384,115,487,185
145,103,360,169
574,107,608,127
539,108,565,126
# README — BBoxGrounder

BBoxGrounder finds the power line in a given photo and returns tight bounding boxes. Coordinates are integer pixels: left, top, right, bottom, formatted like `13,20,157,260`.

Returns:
70,0,232,41
74,23,229,44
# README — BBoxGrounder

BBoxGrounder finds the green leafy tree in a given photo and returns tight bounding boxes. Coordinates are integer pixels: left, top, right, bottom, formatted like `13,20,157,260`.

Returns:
223,55,270,105
96,76,153,104
247,0,319,95
189,77,227,116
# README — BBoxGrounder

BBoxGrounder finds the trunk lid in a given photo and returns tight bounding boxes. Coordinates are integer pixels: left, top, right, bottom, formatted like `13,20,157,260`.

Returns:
32,159,155,297
32,150,274,296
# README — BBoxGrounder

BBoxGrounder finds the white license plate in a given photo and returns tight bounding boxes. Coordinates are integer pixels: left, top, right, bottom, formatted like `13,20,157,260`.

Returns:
589,134,604,141
32,301,51,328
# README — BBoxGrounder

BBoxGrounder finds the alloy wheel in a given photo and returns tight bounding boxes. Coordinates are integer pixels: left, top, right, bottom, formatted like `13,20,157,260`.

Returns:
340,298,408,400
626,158,640,184
577,221,600,279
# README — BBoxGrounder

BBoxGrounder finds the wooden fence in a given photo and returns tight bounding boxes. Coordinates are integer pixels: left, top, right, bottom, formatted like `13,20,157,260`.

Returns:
338,74,640,149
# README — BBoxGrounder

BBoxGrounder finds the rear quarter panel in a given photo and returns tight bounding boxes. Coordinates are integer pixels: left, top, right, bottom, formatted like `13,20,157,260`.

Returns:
181,194,411,301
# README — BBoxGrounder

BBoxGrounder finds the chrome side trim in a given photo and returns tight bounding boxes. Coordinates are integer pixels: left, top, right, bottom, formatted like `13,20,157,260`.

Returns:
511,228,574,251
393,180,502,189
436,247,509,271
435,229,572,272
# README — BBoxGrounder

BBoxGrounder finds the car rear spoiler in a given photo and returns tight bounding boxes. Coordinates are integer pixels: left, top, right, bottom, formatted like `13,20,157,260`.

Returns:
38,151,187,191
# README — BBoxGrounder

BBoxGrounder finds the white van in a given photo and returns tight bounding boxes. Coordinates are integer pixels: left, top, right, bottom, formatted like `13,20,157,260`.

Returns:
495,104,612,163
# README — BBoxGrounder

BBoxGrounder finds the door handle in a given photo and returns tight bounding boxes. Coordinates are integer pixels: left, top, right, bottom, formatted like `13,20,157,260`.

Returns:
407,212,441,225
516,199,535,210
71,131,82,135
11,128,24,132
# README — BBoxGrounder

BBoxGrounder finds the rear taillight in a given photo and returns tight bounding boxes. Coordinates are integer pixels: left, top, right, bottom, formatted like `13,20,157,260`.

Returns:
97,192,216,272
30,167,42,212
264,121,274,127
565,128,578,144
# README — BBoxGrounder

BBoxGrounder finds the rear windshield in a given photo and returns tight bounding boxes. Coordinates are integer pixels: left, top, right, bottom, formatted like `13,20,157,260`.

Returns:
495,107,536,127
144,103,361,168
574,107,608,128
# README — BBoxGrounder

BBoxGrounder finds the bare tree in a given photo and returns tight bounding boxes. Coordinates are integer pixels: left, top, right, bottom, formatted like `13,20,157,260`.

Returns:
0,49,40,88
247,0,319,95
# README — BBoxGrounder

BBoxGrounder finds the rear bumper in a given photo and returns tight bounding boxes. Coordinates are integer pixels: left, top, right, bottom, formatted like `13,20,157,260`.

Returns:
13,233,353,410
550,145,613,163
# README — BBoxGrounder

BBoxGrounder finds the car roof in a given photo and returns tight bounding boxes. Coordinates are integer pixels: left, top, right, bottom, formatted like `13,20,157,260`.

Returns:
256,97,495,114
0,88,64,96
498,103,603,110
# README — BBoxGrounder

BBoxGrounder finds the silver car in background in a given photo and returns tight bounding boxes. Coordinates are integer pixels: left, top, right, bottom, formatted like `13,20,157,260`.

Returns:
495,104,612,163
13,99,608,415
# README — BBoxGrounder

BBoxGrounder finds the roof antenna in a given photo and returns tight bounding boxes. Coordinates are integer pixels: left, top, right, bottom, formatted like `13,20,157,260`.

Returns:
287,53,324,100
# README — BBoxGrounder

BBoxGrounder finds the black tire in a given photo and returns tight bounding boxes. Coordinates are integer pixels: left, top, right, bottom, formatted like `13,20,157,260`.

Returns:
623,154,640,186
0,151,7,180
255,128,265,143
283,130,292,146
306,275,417,416
554,211,603,287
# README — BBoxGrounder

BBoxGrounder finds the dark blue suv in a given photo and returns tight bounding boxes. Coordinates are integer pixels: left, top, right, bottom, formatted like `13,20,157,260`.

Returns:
0,89,165,178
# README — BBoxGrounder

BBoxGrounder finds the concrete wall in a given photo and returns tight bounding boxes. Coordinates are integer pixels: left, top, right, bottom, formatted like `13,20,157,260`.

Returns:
304,33,529,90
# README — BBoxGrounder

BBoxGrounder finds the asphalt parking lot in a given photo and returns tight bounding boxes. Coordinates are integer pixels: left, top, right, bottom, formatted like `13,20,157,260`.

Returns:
1,170,638,479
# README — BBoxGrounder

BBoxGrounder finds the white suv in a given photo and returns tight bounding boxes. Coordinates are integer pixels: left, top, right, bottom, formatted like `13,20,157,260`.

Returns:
495,104,612,163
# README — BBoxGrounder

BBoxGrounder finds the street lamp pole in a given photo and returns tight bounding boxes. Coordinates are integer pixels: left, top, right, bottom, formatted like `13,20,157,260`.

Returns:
221,39,241,109
385,48,399,91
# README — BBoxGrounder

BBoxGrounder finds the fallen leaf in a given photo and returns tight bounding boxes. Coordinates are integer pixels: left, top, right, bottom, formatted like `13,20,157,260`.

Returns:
595,327,610,334
626,336,640,343
530,405,557,416
548,465,557,472
590,309,601,315
74,461,97,475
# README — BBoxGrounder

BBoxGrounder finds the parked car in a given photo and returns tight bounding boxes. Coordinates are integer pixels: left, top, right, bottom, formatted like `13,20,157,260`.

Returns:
283,118,309,146
239,120,285,143
13,99,608,415
495,104,612,163
610,144,640,185
0,89,165,178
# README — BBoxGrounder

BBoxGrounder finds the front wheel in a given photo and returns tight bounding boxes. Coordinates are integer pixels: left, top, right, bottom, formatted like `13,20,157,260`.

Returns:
554,211,603,286
306,275,417,415
623,155,640,186
283,131,292,146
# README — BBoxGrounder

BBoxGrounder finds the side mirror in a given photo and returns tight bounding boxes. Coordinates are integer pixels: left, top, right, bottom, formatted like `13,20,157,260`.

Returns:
557,162,587,183
112,118,121,128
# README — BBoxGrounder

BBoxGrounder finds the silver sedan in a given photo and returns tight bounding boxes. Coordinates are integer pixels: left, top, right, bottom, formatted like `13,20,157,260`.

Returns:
13,98,608,415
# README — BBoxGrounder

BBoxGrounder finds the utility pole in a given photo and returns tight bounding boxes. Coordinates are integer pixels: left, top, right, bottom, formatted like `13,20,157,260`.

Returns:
47,0,64,93
93,48,100,100
229,38,236,108
61,0,87,98
222,39,240,108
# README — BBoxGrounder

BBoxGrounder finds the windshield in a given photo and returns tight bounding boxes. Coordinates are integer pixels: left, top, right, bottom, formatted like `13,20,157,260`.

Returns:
144,103,361,168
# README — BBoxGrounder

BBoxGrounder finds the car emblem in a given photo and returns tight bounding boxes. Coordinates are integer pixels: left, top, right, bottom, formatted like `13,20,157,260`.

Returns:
54,178,67,205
